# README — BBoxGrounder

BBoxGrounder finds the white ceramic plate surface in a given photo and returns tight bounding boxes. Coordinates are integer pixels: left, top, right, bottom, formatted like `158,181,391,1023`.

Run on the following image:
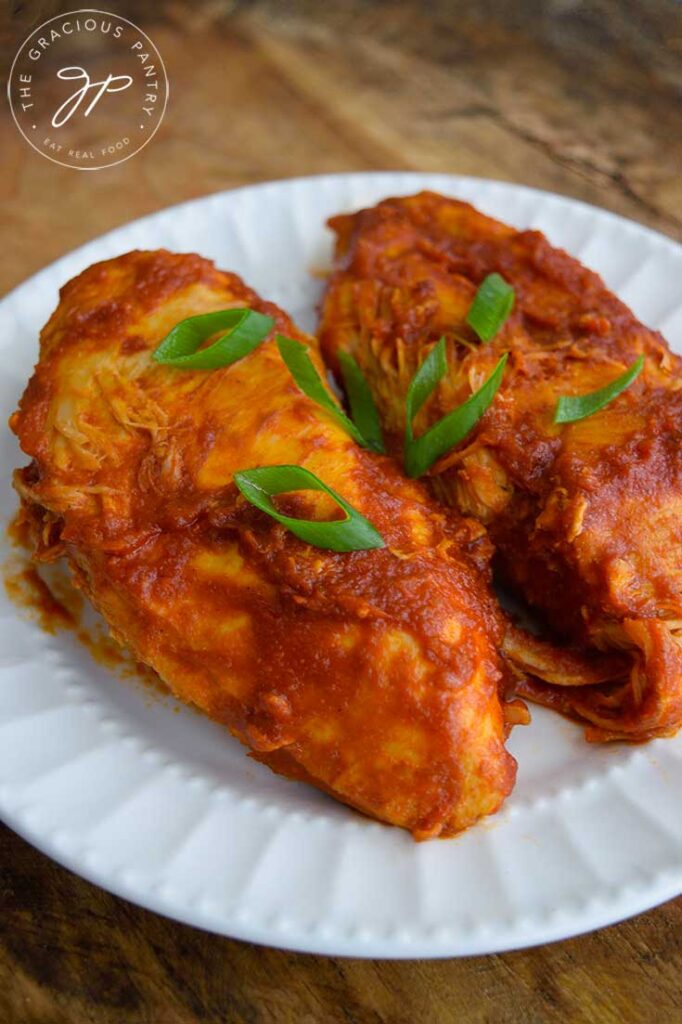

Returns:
1,172,681,958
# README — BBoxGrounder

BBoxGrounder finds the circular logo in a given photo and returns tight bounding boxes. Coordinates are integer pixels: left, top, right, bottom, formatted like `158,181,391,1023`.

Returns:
7,9,168,171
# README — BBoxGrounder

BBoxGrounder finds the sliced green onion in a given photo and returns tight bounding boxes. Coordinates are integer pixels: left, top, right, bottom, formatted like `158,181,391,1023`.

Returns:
404,338,508,478
234,464,385,552
338,351,385,453
152,308,273,370
276,335,367,448
466,273,515,343
554,356,644,424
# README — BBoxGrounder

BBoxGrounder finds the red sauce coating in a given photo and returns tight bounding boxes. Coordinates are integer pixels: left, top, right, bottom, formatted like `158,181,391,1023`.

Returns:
319,191,682,741
10,250,520,838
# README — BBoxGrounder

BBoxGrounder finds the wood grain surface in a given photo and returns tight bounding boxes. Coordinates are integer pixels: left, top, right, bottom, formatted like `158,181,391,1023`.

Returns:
1,1,681,1021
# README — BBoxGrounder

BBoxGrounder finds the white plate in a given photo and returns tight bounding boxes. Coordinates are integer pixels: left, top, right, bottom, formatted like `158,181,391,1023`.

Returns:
1,173,681,958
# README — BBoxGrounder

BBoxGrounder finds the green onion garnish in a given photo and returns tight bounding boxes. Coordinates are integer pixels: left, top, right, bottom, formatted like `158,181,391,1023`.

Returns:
338,351,385,454
234,464,385,552
277,335,369,449
152,308,273,369
466,273,515,343
554,356,644,424
404,338,508,478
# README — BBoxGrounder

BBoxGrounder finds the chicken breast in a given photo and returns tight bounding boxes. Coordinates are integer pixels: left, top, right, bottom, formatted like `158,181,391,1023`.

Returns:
10,249,520,838
319,192,682,741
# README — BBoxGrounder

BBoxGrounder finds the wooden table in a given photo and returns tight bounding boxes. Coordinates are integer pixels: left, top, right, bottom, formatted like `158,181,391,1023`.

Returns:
1,2,681,1021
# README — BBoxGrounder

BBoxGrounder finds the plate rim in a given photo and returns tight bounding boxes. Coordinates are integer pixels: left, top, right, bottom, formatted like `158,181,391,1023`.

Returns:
2,170,680,310
3,799,681,958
